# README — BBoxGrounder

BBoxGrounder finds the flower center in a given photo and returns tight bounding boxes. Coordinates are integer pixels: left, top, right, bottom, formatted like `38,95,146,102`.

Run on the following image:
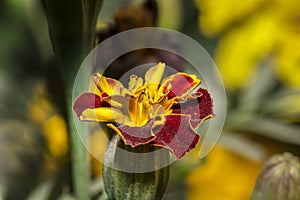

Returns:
149,104,167,118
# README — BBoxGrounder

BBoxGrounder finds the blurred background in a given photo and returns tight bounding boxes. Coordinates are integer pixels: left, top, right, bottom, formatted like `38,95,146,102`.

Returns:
0,0,299,199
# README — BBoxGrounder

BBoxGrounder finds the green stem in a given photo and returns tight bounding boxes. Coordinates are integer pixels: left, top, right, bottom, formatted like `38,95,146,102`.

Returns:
41,0,103,199
66,87,90,200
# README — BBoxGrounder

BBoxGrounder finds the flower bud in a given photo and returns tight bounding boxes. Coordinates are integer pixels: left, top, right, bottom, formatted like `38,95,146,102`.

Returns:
251,152,300,200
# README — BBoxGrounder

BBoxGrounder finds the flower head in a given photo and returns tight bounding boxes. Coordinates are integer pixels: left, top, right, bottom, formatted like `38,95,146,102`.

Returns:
196,0,300,89
73,63,214,159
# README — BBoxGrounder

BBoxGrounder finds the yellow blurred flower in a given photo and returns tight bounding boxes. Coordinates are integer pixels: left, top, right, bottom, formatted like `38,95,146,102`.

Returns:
42,115,68,159
196,0,269,35
27,82,69,178
28,82,109,178
196,0,300,89
186,146,262,200
28,84,55,124
276,28,300,87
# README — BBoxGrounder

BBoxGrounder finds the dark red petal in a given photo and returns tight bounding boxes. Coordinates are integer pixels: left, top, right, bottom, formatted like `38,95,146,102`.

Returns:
101,92,109,98
152,115,200,159
160,73,200,99
107,120,155,148
171,88,214,129
73,92,110,118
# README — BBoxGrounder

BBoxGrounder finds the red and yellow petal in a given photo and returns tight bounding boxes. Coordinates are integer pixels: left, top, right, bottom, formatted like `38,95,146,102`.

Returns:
73,63,214,160
145,63,166,102
103,95,130,110
159,73,201,99
152,114,200,159
73,92,124,122
93,73,129,96
73,92,110,118
107,119,155,147
171,88,214,129
128,74,144,92
80,107,124,122
145,62,165,85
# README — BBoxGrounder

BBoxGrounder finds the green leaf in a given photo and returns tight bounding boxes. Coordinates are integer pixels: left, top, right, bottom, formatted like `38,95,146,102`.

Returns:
26,181,54,200
238,62,278,112
57,194,76,200
227,112,300,146
42,0,104,200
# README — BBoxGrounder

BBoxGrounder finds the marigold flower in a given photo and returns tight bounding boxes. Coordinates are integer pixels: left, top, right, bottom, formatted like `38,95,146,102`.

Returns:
196,0,300,89
73,63,214,159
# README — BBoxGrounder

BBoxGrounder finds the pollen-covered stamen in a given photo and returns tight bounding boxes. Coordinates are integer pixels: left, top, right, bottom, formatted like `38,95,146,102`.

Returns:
137,93,151,125
128,92,151,126
149,104,167,118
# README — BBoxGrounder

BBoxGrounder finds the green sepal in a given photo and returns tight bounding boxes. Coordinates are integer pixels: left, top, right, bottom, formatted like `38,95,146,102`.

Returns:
103,135,170,200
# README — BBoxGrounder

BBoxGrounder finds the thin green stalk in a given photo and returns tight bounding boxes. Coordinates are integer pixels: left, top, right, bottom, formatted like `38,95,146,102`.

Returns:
41,0,103,199
67,92,90,200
